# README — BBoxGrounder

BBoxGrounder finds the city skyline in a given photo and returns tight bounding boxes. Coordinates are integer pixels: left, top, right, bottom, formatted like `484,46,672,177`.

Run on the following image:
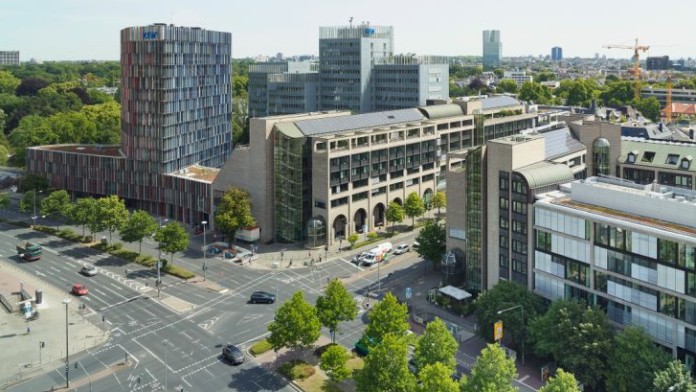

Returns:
1,0,694,61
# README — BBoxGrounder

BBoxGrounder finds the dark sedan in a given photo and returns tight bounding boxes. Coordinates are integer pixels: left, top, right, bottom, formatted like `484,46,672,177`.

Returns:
249,291,276,304
222,344,245,365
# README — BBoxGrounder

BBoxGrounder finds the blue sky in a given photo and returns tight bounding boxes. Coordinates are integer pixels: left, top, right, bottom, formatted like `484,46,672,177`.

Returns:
2,0,694,61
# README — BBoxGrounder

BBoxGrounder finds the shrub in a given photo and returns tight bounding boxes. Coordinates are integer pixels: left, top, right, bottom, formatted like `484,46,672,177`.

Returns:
83,235,94,243
315,343,338,357
111,242,124,251
135,255,157,267
367,232,378,240
249,339,272,356
279,360,316,380
162,264,195,279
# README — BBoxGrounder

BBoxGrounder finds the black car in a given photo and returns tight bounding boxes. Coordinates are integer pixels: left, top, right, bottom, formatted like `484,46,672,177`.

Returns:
250,291,275,304
222,344,245,365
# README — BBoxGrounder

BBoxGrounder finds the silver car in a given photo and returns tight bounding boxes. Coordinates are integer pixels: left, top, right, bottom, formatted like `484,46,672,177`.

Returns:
80,265,98,277
394,244,411,255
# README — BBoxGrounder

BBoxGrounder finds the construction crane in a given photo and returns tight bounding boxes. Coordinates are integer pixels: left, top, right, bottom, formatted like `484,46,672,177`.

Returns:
604,39,651,100
665,72,672,123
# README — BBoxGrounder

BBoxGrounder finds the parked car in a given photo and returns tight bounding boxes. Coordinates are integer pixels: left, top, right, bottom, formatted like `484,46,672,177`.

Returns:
351,252,366,265
222,344,245,365
412,241,420,250
249,291,275,304
80,265,98,277
71,283,88,296
393,244,410,255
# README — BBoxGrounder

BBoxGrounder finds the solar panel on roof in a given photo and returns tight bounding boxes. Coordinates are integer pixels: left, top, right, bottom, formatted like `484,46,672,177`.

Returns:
294,109,425,136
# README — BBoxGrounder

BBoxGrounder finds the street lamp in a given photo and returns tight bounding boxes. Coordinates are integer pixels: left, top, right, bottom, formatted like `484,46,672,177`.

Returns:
31,190,43,226
63,298,71,388
497,304,525,365
201,220,208,259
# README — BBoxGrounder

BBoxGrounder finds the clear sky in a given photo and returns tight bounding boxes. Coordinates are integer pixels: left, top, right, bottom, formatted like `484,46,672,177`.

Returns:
2,0,694,61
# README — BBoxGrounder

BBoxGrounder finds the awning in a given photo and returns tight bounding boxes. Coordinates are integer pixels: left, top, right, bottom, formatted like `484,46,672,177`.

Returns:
438,285,472,301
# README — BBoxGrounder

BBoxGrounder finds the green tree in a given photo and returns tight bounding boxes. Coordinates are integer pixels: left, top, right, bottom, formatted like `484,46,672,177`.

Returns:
564,79,596,107
18,174,49,193
415,220,446,269
605,326,671,392
539,369,579,392
634,97,661,122
96,195,129,243
19,190,42,214
652,360,696,392
120,210,158,254
0,144,8,166
71,197,98,237
267,291,321,352
40,189,70,229
461,343,517,392
386,201,404,231
0,192,10,209
214,187,256,245
355,333,416,392
153,221,189,265
9,115,56,163
493,69,504,79
601,80,635,107
497,79,519,94
80,101,121,144
474,280,543,356
0,71,21,94
414,317,459,373
320,345,351,383
431,191,446,220
316,279,358,343
404,192,425,227
364,292,409,344
418,362,459,392
518,81,553,104
529,300,612,390
347,233,359,248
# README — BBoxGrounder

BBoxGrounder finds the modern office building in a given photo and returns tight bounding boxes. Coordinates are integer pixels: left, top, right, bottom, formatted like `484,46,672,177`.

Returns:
216,96,540,246
0,51,19,66
503,71,533,87
533,176,696,370
26,24,233,225
248,24,448,117
482,30,502,69
247,61,319,118
642,87,696,106
551,47,563,61
647,56,672,70
318,24,393,113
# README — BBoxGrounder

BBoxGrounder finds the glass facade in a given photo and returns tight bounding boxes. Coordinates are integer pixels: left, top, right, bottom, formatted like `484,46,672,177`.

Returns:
592,138,610,176
274,131,309,242
465,147,483,291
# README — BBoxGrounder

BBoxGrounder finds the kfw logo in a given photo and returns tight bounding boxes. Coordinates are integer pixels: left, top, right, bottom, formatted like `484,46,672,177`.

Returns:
143,32,158,39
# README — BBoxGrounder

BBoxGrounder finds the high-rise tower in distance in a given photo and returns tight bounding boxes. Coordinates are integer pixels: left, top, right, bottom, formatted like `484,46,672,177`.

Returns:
482,30,502,69
552,46,563,61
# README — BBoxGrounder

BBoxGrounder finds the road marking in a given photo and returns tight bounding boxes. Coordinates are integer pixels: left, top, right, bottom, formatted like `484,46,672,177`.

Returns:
341,257,363,270
518,375,530,382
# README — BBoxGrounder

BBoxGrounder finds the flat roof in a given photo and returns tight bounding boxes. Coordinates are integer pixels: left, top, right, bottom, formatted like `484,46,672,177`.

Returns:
34,144,125,158
293,108,425,137
166,164,220,183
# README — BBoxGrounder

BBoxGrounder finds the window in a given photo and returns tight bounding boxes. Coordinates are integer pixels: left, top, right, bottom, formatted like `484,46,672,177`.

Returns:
500,217,509,230
681,158,692,170
499,171,509,191
512,220,527,234
512,180,527,194
627,152,636,163
666,154,680,165
512,201,527,215
536,231,552,251
500,197,509,210
512,239,527,255
499,254,509,267
642,151,656,163
500,234,509,249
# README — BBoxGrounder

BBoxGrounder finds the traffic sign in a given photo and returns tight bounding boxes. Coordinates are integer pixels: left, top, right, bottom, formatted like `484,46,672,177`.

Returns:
405,287,412,300
494,320,503,341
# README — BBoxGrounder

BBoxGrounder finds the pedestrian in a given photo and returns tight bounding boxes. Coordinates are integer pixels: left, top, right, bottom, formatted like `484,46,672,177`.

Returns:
27,325,30,334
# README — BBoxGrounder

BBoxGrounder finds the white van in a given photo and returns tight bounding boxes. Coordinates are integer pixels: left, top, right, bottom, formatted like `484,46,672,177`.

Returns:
361,246,385,266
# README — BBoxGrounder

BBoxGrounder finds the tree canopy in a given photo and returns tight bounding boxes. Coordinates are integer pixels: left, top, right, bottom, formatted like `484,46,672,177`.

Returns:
153,221,189,265
605,326,671,392
120,210,159,254
460,343,517,392
267,291,321,352
320,345,351,383
363,292,409,344
40,189,71,229
415,220,446,269
417,362,459,392
539,369,580,392
316,279,358,342
404,192,425,226
214,187,256,244
97,195,129,243
431,191,446,219
652,360,696,392
354,333,415,392
386,201,404,230
413,317,459,373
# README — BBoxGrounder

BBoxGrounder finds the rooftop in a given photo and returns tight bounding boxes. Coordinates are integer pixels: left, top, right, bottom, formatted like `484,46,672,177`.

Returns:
620,137,696,173
293,108,426,137
166,164,220,183
35,144,125,158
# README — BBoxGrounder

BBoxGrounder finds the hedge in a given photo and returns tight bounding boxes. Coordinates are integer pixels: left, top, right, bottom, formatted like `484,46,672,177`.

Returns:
249,339,273,356
279,360,316,380
162,264,195,279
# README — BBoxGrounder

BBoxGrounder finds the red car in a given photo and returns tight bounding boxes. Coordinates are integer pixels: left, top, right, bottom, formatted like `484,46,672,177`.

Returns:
71,283,88,296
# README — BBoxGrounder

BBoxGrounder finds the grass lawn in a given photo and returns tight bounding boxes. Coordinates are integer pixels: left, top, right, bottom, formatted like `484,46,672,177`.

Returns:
292,355,364,392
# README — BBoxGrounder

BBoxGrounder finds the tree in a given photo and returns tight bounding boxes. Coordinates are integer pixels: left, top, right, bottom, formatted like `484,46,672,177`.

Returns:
120,210,158,254
634,97,661,122
404,192,425,227
0,192,9,209
385,201,404,231
40,190,71,229
518,81,553,104
415,220,446,269
19,190,41,214
18,173,49,193
539,369,580,392
652,360,696,392
493,68,504,79
0,71,20,94
267,291,321,352
529,300,612,390
0,144,8,166
97,195,129,243
601,80,635,107
354,333,416,392
15,78,50,96
497,79,519,94
214,187,255,245
81,101,121,144
417,363,459,392
413,317,459,373
320,345,351,383
347,233,359,248
153,221,189,265
431,191,446,219
316,279,358,343
71,197,98,237
363,292,409,344
474,280,543,356
461,343,517,392
605,326,671,392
